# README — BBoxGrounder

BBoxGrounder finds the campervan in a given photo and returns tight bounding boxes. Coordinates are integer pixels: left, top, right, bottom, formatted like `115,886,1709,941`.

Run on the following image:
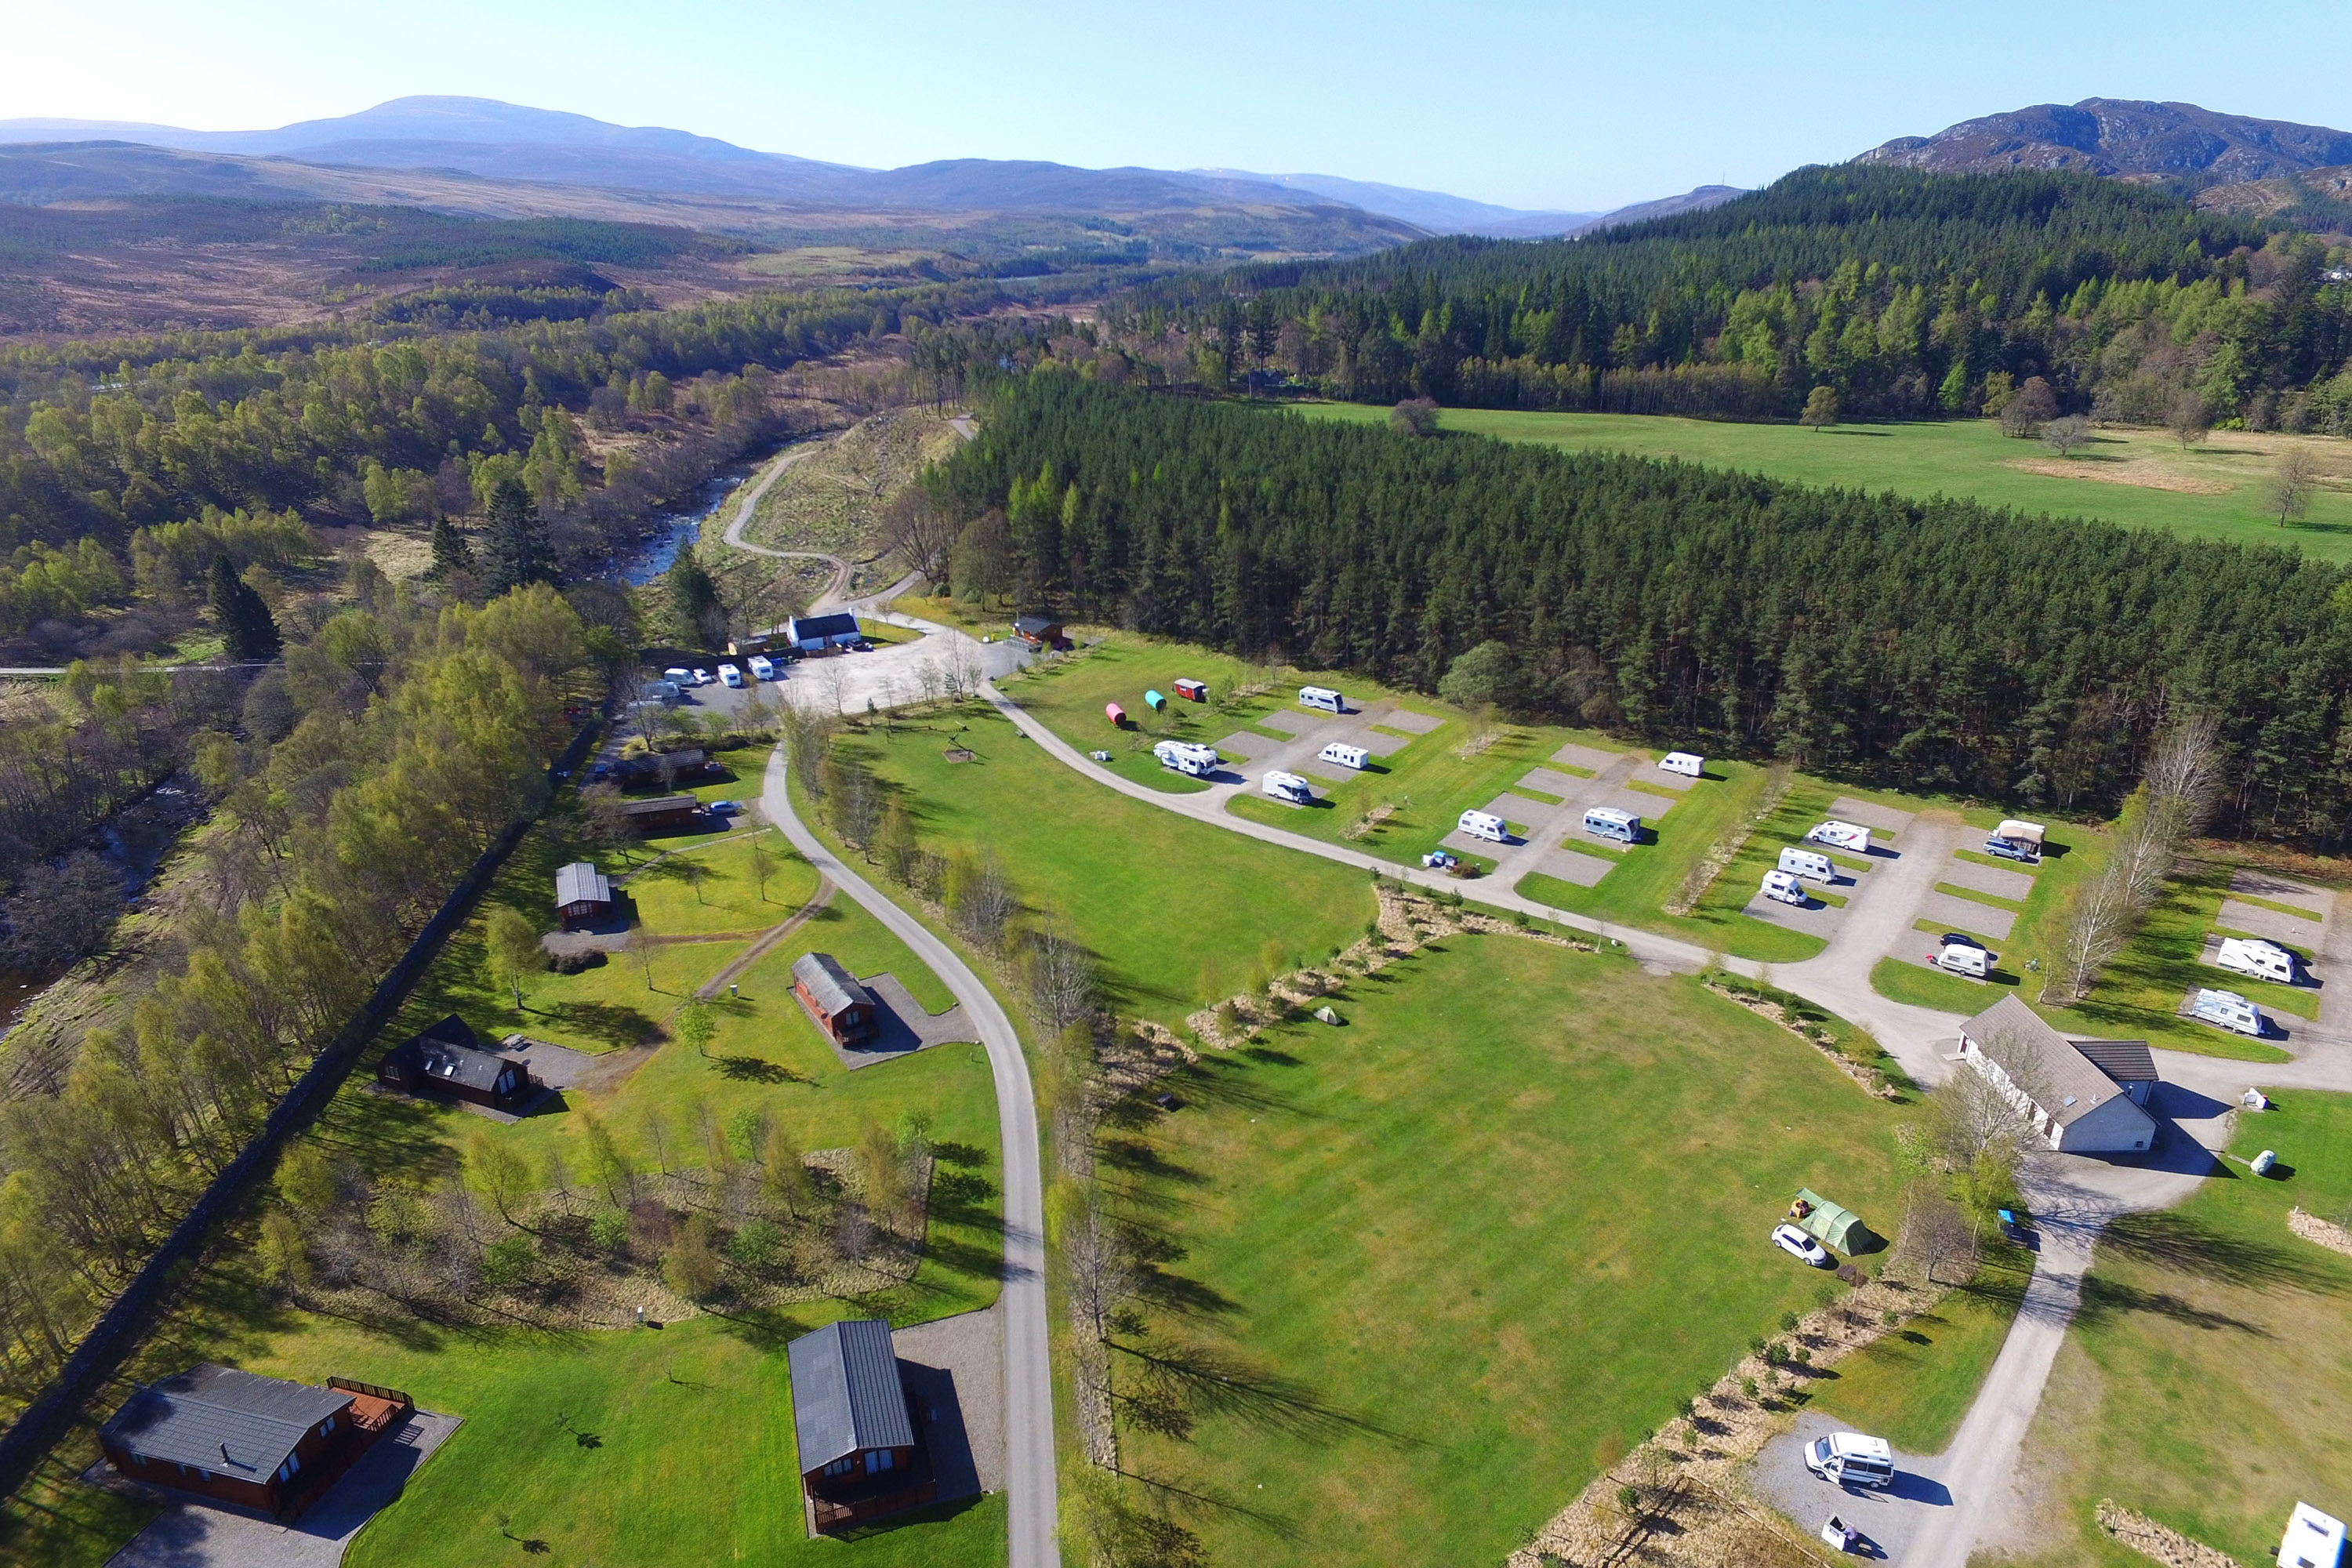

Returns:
1777,848,1835,884
1935,942,1991,978
1806,820,1871,853
1761,869,1806,906
2218,937,2296,985
1457,810,1509,844
1660,751,1703,779
1583,806,1640,844
1262,771,1313,804
2193,989,2266,1036
1153,740,1221,778
747,655,775,681
1804,1432,1895,1490
1298,685,1344,713
639,679,682,705
1318,742,1370,771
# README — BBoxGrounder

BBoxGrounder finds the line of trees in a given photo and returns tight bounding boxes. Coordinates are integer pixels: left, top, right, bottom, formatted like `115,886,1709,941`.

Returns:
1101,167,2352,430
935,374,2352,844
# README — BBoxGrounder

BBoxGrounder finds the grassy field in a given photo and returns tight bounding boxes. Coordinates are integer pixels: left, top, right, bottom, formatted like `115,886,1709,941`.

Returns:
1293,404,2352,560
1109,932,1906,1566
1809,1244,2031,1452
993,636,1296,794
1998,1093,2352,1567
829,704,1372,1019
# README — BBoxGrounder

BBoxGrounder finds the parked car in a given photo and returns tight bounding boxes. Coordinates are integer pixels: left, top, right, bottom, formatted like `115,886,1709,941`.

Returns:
662,666,691,684
1982,835,2037,863
1770,1223,1831,1267
691,667,712,686
851,639,874,652
707,799,740,816
1940,932,1986,951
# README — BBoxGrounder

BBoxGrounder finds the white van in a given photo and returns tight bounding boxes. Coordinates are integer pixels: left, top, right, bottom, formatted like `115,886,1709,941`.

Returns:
1317,742,1370,770
1660,751,1703,779
1262,771,1313,804
2217,937,2296,985
1936,942,1991,978
1777,847,1835,884
1153,739,1221,778
1761,869,1806,906
1457,809,1509,844
748,655,776,681
1583,806,1640,844
1805,1432,1894,1489
1806,820,1871,853
2193,988,2265,1036
1298,685,1343,713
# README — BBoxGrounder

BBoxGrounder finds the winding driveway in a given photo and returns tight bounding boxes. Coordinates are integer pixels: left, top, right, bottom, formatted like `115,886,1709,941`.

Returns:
758,749,1057,1568
720,440,854,609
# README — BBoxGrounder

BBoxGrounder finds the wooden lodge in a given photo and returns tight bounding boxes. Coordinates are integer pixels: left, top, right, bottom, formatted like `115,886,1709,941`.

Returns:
615,793,703,833
787,1320,934,1534
1011,615,1065,650
554,862,614,930
377,1015,534,1112
100,1366,412,1519
792,952,877,1045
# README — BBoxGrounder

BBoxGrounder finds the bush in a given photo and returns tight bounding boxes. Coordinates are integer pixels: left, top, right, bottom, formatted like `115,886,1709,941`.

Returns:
727,1219,783,1271
663,1214,721,1301
481,1233,535,1291
589,1206,631,1255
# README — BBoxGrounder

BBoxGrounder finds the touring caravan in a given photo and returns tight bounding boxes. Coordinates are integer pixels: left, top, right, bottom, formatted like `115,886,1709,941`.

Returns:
2217,937,2296,985
1777,847,1835,884
1298,685,1344,713
1153,740,1221,778
1583,806,1640,844
1317,742,1370,770
1987,818,2046,863
1660,751,1703,779
1935,942,1991,978
1761,869,1807,906
1457,810,1509,844
2193,988,2266,1036
1262,771,1314,804
747,655,776,681
1806,820,1871,853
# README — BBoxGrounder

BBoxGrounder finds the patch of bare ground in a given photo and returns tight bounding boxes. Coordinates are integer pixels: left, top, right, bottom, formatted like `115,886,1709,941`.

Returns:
2002,457,2234,494
1705,981,1898,1100
1510,1267,1947,1568
2288,1204,2352,1258
2093,1501,2243,1568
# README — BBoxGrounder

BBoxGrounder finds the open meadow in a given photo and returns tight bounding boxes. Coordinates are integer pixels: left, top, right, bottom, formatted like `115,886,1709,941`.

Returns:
1292,404,2352,560
1105,932,1907,1565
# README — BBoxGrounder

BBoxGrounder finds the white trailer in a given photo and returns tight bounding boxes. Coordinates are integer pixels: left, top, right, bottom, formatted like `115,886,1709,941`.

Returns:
1660,750,1703,778
2217,937,2296,984
1457,809,1509,844
1806,819,1871,852
1298,685,1344,713
1583,806,1640,844
1317,742,1370,770
1777,847,1835,883
1152,740,1221,778
1262,771,1314,804
1936,942,1991,978
1761,869,1806,906
2194,988,2265,1036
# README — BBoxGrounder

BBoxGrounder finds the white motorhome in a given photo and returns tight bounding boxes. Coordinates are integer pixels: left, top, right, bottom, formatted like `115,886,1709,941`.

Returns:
2193,988,2266,1036
1152,740,1221,778
1583,806,1640,844
1761,869,1806,906
2217,937,2296,985
1262,771,1314,804
2279,1501,2346,1568
1804,1432,1894,1489
1660,751,1703,779
1806,820,1871,853
1936,942,1991,978
1457,809,1509,844
1777,847,1835,883
1298,685,1344,713
1317,742,1370,770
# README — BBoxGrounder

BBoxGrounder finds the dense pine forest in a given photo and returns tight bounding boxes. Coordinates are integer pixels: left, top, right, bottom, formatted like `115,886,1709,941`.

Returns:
938,374,2352,841
1102,167,2352,429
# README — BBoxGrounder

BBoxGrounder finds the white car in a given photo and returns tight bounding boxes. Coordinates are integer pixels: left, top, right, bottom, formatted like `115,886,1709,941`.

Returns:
717,664,744,688
1771,1223,1831,1267
691,667,712,686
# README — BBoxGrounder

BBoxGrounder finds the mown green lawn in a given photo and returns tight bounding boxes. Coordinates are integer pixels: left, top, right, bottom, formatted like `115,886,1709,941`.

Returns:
1292,405,2352,561
1999,1093,2352,1567
1110,933,1905,1566
622,828,822,937
999,635,1308,795
1809,1243,2031,1452
829,704,1372,1018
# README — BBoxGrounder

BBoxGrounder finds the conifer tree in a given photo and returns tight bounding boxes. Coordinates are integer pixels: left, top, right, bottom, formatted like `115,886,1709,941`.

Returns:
208,553,281,663
484,477,552,593
430,516,476,580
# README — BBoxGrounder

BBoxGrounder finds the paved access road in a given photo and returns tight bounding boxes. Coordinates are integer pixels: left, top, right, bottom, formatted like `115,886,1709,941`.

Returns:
759,749,1058,1568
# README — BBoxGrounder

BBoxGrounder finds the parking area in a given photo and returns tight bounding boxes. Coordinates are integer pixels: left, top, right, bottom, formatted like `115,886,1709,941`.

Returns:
1749,1412,1951,1564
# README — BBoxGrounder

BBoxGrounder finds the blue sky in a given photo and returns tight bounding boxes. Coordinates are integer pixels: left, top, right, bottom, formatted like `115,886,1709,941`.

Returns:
10,0,2352,210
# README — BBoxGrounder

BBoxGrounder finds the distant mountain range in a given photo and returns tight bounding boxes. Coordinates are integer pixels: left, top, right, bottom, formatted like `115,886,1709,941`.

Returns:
0,96,1732,238
1855,97,2352,182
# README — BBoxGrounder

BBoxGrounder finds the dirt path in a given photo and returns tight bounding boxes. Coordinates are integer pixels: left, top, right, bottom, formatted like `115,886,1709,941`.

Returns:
695,879,834,1000
718,438,853,609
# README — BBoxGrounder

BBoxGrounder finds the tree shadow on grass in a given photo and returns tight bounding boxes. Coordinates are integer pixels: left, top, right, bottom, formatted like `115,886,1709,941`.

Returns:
542,1000,660,1050
705,1305,815,1351
1108,1337,1421,1447
2074,1277,2274,1335
1096,1136,1210,1187
929,1139,989,1168
1112,1464,1302,1541
2098,1209,2342,1294
709,1053,807,1084
1164,1056,1315,1120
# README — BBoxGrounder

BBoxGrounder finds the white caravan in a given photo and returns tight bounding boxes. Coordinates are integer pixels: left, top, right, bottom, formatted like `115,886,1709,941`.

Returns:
1761,869,1807,906
1262,771,1314,804
1317,742,1370,770
1583,806,1640,844
1660,750,1703,779
1777,847,1835,883
1935,942,1991,978
1298,685,1344,713
748,655,776,681
1806,820,1871,852
1456,809,1509,844
2193,988,2266,1036
2217,937,2296,985
1153,740,1221,778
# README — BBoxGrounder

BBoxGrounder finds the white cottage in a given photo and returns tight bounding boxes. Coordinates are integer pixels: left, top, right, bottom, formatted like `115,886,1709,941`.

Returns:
1957,995,2158,1155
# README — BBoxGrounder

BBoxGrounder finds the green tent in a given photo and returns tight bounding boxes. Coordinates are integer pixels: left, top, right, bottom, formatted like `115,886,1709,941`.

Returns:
1794,1189,1878,1254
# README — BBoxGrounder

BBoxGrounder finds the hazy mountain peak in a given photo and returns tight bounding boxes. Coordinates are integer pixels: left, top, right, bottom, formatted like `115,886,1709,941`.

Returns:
1854,97,2352,182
